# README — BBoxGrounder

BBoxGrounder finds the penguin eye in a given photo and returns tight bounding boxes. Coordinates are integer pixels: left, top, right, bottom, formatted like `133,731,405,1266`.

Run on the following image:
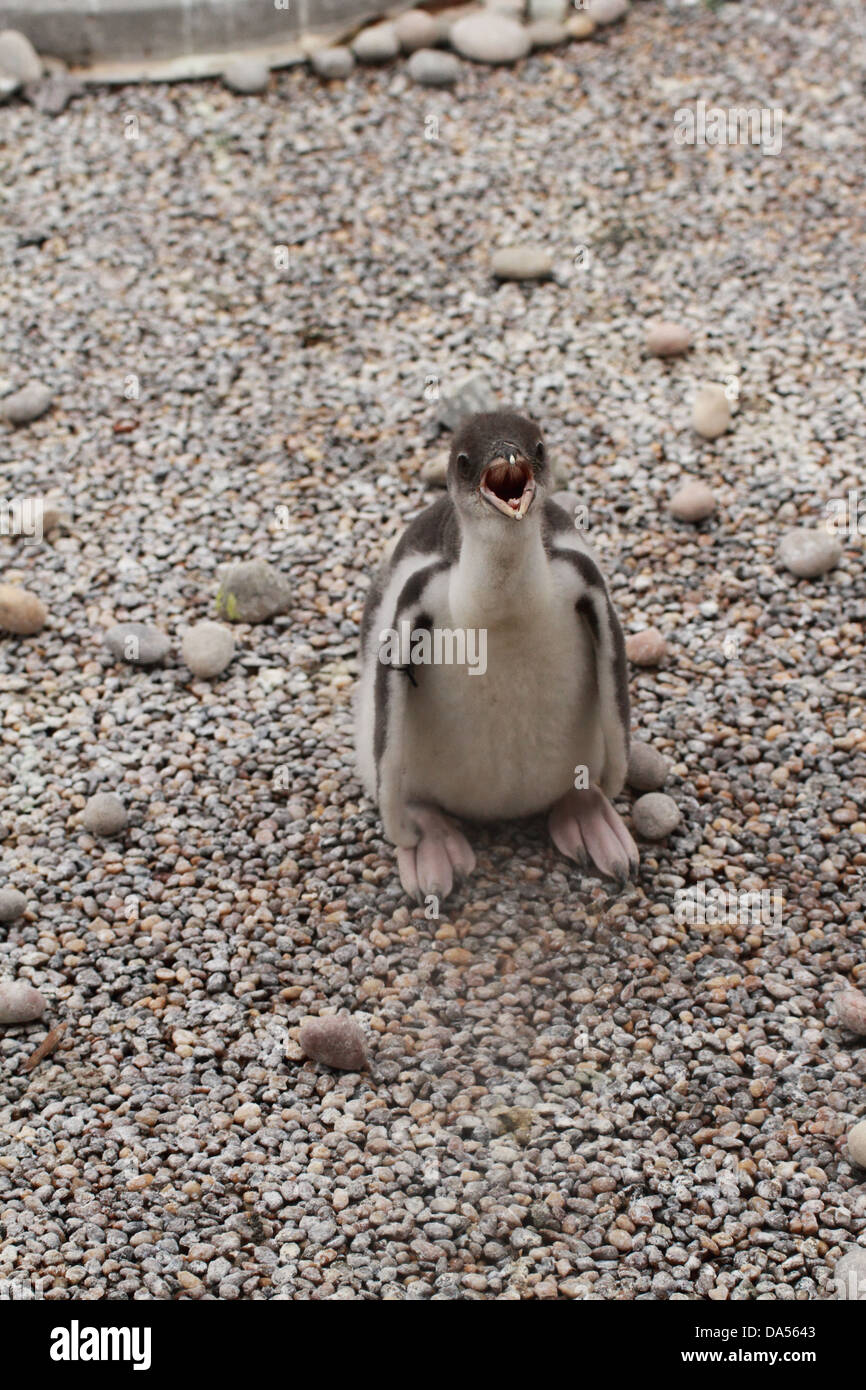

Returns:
535,441,545,465
457,452,472,478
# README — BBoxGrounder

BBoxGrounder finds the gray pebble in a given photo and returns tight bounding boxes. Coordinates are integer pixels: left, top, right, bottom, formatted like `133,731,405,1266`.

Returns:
1,380,54,425
526,19,568,48
83,793,128,837
222,59,270,94
491,244,553,280
627,741,670,792
529,0,567,20
435,373,498,431
351,23,400,63
847,1121,866,1168
632,793,681,840
670,479,716,521
216,560,292,623
408,49,461,87
0,981,46,1024
778,527,842,579
0,888,27,924
587,0,629,24
105,622,170,666
181,621,236,678
298,1015,367,1071
450,13,531,65
394,9,442,52
310,47,355,80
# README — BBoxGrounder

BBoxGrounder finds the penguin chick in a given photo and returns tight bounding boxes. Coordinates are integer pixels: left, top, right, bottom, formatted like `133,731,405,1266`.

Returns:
356,410,637,902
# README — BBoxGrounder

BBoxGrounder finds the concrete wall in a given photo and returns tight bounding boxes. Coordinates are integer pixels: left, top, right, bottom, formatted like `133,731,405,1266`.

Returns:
0,0,389,64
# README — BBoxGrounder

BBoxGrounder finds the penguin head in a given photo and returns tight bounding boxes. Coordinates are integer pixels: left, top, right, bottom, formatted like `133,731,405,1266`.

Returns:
448,411,548,524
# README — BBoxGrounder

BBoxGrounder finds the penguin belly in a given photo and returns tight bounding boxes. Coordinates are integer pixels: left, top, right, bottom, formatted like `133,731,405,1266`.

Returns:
404,605,603,822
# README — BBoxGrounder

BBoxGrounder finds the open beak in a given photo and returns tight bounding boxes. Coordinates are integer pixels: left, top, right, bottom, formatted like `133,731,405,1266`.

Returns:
480,452,536,520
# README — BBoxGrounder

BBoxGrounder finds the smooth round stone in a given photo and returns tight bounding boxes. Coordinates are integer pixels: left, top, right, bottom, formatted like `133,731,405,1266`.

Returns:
408,48,461,87
105,622,170,666
0,74,19,100
351,23,400,63
692,384,731,439
435,373,498,430
394,9,441,51
83,792,128,837
834,1249,866,1300
421,455,448,486
627,741,670,792
0,29,41,83
526,19,568,47
0,583,47,635
223,58,269,94
632,793,680,840
566,13,596,38
626,627,667,666
491,244,553,280
1,380,53,425
0,888,27,924
181,621,236,678
670,479,716,522
450,13,531,65
0,981,45,1024
647,320,691,357
833,989,866,1036
216,559,292,623
299,1015,367,1071
847,1121,866,1168
310,46,355,79
588,0,629,24
778,527,842,579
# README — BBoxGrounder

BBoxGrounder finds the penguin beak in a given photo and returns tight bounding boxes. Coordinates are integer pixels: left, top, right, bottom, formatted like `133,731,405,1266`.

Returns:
480,452,536,520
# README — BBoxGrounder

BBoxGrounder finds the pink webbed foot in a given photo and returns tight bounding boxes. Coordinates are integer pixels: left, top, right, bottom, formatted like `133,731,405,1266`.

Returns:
395,802,476,903
548,786,639,885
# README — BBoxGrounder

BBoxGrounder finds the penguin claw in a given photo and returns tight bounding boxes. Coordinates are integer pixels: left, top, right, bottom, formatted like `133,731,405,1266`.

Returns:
549,786,639,885
395,803,475,904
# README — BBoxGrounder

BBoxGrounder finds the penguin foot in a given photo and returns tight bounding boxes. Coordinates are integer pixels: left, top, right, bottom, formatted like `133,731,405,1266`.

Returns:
395,802,476,903
548,787,639,885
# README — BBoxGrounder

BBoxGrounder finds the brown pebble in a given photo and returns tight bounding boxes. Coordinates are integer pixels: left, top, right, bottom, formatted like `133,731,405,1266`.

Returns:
0,583,47,635
646,320,691,357
670,479,716,522
626,628,667,666
298,1014,367,1071
833,989,866,1036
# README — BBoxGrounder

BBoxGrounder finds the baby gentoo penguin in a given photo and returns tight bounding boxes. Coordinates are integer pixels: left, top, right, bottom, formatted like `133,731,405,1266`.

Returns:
356,410,637,902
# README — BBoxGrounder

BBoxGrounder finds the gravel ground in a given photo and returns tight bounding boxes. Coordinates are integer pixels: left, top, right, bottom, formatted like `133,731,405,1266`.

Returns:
1,0,865,1301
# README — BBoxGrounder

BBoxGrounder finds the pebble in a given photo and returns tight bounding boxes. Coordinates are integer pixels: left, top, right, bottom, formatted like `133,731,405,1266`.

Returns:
692,384,731,440
0,888,27,924
1,380,54,425
408,49,461,87
646,320,691,357
421,455,449,486
566,14,596,38
450,13,532,65
104,622,170,666
181,621,236,678
394,9,442,51
0,29,41,83
847,1122,866,1168
25,73,83,116
626,741,670,792
587,0,629,23
491,244,553,280
310,47,355,80
0,981,46,1025
526,20,568,48
298,1015,367,1071
0,74,19,100
222,59,270,94
435,373,498,430
82,793,128,837
625,627,667,666
669,479,716,522
0,583,47,635
216,560,292,623
632,793,681,840
833,989,866,1036
778,527,842,579
834,1249,866,1300
351,23,400,63
529,0,567,17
